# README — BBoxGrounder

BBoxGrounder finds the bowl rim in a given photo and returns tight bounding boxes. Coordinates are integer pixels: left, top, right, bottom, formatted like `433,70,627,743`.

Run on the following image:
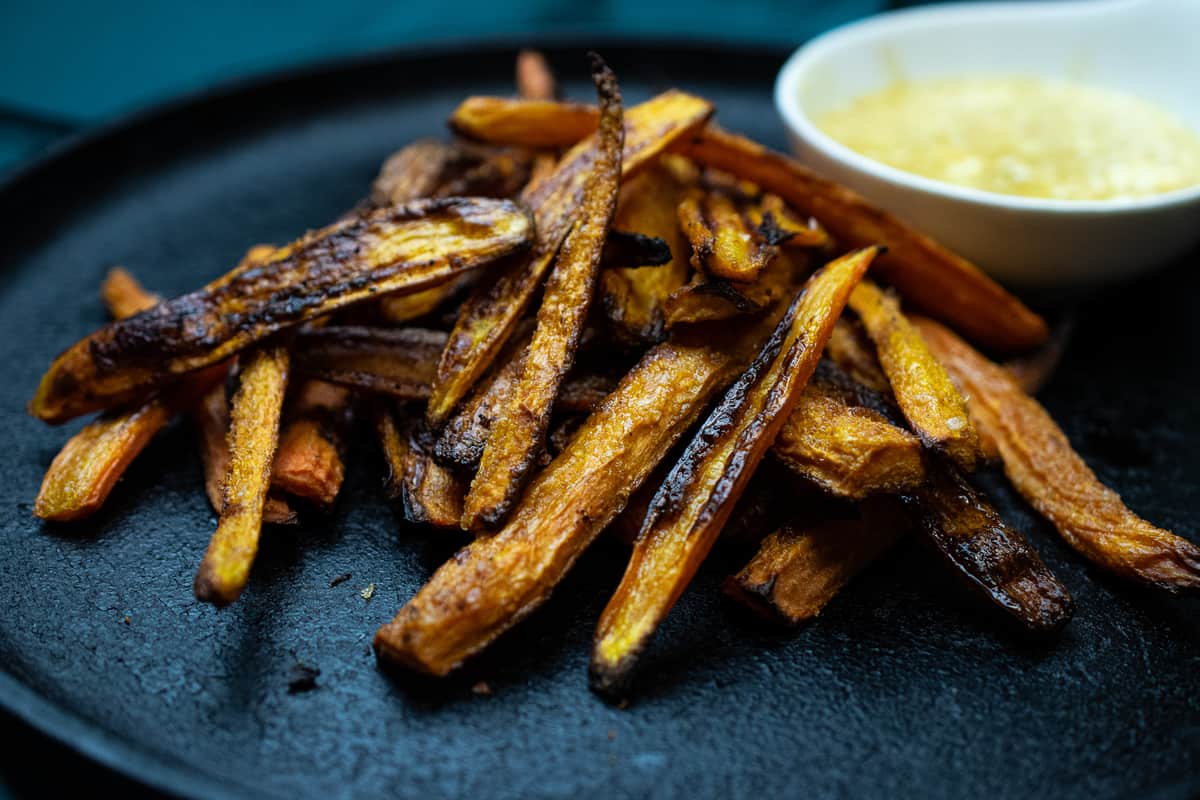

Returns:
774,0,1200,216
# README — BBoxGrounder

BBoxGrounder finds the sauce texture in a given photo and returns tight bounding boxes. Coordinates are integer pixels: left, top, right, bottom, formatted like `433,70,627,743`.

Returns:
815,76,1200,201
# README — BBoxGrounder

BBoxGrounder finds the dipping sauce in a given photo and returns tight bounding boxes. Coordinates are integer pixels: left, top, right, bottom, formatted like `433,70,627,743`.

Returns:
814,76,1200,201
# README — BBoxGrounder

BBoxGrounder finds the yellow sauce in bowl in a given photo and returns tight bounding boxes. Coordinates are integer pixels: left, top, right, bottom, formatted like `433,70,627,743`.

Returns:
814,76,1200,201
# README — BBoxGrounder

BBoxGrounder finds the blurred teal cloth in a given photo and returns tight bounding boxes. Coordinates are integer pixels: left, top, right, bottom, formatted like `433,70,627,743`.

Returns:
0,0,884,173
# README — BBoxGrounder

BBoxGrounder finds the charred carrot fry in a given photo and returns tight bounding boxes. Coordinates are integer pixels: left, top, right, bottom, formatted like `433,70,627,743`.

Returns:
377,408,466,529
451,97,601,148
462,56,624,530
271,380,350,507
194,345,290,606
724,498,907,625
426,89,714,427
848,280,980,473
678,127,1049,353
906,458,1074,633
677,186,777,283
915,315,1200,591
31,197,533,424
590,247,877,698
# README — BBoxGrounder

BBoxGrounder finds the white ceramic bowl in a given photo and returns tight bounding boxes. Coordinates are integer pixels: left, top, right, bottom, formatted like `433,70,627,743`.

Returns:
775,0,1200,288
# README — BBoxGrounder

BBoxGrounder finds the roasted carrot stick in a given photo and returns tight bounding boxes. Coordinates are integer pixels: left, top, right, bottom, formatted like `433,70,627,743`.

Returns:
462,56,624,530
377,407,466,529
915,315,1200,591
194,345,290,606
31,198,533,424
271,380,350,508
848,280,980,473
588,247,876,698
516,49,559,102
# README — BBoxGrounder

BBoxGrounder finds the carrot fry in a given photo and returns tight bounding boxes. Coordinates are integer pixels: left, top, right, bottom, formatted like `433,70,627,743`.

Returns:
590,247,877,698
373,334,749,677
451,98,601,148
677,186,777,283
462,56,624,530
915,315,1200,591
31,197,533,424
194,345,290,606
663,249,814,328
100,267,160,319
516,49,558,101
746,193,832,251
271,380,350,507
773,363,925,500
193,383,296,526
678,127,1049,353
848,280,980,473
825,317,890,393
377,408,466,529
426,90,714,427
723,498,907,624
34,401,173,522
292,326,445,400
906,459,1074,634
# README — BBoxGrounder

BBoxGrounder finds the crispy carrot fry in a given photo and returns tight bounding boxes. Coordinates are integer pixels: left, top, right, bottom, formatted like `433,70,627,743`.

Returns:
374,335,749,676
849,280,980,473
599,160,693,344
193,383,296,526
516,49,558,101
194,345,290,606
590,247,876,697
773,363,925,500
31,198,533,424
600,230,672,270
451,97,600,148
915,316,1200,591
426,90,714,427
34,401,173,522
370,140,461,207
101,267,160,319
271,380,350,507
723,498,907,624
906,459,1074,633
292,326,445,400
678,127,1049,353
746,193,832,251
677,186,776,283
462,57,624,530
377,409,466,529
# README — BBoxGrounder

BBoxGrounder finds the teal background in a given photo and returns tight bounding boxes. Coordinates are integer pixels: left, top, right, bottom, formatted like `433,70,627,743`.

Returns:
0,0,893,175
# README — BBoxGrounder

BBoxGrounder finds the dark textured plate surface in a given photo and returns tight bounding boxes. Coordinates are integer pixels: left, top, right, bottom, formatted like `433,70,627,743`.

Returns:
1,41,1199,800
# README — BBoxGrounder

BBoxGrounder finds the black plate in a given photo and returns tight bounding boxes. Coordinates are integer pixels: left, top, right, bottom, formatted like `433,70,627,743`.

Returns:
2,40,1199,800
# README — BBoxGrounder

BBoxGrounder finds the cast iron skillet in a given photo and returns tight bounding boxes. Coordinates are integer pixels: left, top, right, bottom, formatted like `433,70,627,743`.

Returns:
1,40,1198,800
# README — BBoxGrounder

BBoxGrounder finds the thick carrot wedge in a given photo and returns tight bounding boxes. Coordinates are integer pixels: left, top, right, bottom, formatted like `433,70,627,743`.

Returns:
590,247,877,698
462,56,624,530
848,280,981,473
678,127,1049,353
915,315,1200,591
194,345,290,606
426,89,714,427
31,197,533,424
